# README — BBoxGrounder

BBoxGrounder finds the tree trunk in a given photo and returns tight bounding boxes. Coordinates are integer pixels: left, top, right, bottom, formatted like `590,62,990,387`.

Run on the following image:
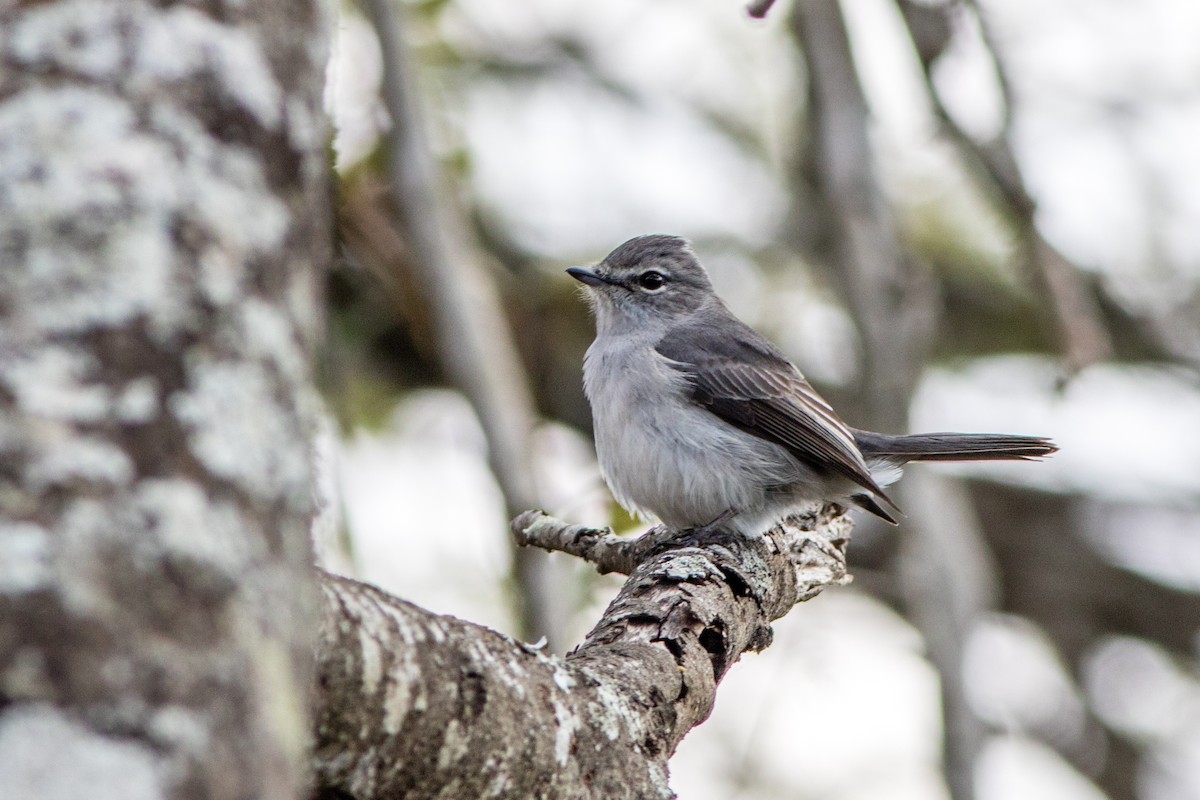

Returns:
0,2,331,798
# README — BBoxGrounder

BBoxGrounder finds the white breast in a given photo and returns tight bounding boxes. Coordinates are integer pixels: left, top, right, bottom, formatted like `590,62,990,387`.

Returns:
583,335,807,532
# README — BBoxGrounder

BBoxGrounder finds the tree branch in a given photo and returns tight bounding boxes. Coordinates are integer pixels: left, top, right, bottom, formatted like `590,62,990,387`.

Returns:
358,0,562,644
792,0,939,431
312,506,852,800
896,0,1113,373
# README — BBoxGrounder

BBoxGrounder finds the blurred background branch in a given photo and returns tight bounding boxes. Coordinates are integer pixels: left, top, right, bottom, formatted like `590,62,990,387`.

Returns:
898,0,1114,375
791,3,985,798
352,0,565,646
319,0,1200,798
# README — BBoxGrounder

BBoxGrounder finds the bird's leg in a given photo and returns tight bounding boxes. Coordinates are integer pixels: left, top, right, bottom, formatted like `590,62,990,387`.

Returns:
635,509,738,565
703,507,737,531
684,508,737,541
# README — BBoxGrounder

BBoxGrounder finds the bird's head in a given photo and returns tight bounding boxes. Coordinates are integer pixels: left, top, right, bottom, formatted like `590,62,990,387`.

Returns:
567,235,715,333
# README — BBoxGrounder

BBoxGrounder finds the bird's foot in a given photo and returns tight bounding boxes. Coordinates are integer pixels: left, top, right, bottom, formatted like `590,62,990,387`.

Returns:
673,508,737,546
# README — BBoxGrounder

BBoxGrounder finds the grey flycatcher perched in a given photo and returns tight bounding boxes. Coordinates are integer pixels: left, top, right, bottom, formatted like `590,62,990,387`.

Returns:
568,234,1057,536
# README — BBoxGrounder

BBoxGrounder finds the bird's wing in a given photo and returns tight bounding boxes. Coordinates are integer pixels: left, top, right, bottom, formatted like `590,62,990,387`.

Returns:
655,316,890,500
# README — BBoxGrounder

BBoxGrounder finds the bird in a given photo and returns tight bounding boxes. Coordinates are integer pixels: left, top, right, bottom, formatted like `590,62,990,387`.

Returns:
567,234,1057,537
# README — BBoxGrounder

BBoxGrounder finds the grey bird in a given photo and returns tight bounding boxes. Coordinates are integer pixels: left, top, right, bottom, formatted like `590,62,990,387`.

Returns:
568,234,1057,536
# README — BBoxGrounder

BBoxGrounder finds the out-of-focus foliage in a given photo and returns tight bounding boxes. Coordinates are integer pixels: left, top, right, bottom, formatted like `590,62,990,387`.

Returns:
321,1,1200,798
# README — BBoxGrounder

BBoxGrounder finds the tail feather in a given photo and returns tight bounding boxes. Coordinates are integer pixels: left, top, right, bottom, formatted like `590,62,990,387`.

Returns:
853,430,1058,463
849,493,900,525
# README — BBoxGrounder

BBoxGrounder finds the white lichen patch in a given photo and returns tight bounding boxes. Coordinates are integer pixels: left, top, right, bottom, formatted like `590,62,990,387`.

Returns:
50,482,262,614
0,523,52,593
54,497,116,613
661,553,722,582
552,664,576,693
490,653,529,701
466,638,530,701
434,778,463,800
380,603,428,645
147,706,210,757
0,705,165,800
149,105,289,258
0,88,186,337
348,753,382,798
425,618,449,645
286,95,325,161
138,5,282,129
0,80,291,342
435,719,469,770
552,696,579,766
232,299,308,387
10,1,282,129
26,434,133,490
484,767,511,799
197,249,243,310
114,377,160,424
647,761,673,798
380,647,418,736
2,347,110,423
9,1,126,79
1,345,142,492
358,630,383,696
380,677,413,736
170,358,309,503
132,479,261,568
586,679,636,743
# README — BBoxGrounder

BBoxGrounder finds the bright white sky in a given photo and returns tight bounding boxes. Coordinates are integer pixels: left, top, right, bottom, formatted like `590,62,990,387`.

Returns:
325,0,1200,797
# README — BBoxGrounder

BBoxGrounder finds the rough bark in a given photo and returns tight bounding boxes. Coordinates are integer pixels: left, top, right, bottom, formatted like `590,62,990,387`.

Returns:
311,506,853,800
0,2,331,798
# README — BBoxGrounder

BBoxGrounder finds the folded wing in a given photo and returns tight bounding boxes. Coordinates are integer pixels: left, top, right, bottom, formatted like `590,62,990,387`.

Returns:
655,317,895,508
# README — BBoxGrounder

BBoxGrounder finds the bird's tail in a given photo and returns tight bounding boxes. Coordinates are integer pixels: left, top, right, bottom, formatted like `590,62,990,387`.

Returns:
853,430,1058,463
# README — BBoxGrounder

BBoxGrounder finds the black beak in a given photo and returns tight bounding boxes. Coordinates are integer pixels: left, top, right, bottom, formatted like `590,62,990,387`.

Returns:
566,267,611,287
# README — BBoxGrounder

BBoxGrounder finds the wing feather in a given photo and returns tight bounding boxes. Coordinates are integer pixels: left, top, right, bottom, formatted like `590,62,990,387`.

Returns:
656,315,892,502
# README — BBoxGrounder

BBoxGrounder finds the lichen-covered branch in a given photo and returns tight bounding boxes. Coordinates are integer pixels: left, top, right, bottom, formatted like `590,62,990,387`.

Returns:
509,511,677,576
311,506,852,800
0,2,330,797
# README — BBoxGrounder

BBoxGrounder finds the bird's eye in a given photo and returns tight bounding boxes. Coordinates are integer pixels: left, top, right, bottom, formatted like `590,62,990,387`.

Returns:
636,271,666,291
